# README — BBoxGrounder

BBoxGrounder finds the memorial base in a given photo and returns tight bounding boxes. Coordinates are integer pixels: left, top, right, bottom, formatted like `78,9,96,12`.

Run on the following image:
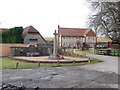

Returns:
49,54,64,60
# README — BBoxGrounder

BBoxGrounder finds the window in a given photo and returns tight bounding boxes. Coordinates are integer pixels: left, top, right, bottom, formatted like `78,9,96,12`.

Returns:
65,37,67,40
93,37,95,40
69,37,71,40
63,43,66,46
76,37,79,39
29,39,38,42
62,37,65,40
88,37,95,40
68,37,70,40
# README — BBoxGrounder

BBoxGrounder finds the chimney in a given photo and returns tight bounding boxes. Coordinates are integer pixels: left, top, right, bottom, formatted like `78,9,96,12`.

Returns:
58,25,60,29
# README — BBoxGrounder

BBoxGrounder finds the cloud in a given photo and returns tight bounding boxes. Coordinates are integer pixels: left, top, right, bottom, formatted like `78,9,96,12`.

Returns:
0,0,90,37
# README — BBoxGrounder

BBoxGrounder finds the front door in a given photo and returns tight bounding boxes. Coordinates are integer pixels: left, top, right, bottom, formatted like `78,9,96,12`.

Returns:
76,41,80,49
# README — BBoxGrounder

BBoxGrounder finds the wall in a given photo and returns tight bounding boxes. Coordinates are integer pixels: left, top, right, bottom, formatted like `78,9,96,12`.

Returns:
61,36,85,47
86,36,96,43
0,44,28,57
24,33,46,44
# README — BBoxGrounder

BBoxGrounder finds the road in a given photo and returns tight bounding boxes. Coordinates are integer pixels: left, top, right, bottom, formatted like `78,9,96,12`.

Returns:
1,54,119,88
81,54,119,74
2,66,118,88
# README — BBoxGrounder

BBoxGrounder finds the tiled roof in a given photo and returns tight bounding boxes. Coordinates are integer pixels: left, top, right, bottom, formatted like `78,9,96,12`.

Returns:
22,26,40,37
58,27,91,36
23,25,39,33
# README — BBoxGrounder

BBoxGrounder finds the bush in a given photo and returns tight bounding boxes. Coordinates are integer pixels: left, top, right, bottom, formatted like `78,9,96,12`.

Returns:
112,45,120,49
1,27,23,43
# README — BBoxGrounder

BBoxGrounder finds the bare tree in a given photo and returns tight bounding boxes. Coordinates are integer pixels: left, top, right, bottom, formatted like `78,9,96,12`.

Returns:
88,2,120,42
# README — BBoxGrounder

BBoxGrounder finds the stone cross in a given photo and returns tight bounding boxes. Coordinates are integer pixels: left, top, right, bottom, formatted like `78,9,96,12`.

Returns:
53,30,58,55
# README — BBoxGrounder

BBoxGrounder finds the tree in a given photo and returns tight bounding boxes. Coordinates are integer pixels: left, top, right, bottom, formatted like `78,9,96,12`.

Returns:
1,27,23,43
88,2,120,42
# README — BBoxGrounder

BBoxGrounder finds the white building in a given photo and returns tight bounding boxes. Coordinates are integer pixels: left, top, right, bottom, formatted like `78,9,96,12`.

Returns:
58,26,97,48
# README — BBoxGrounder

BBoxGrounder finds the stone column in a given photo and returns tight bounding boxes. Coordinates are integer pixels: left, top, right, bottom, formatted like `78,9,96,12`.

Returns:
53,30,58,55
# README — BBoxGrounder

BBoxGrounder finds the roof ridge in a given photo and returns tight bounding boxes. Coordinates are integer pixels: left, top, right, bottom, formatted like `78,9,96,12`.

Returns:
59,27,91,30
22,26,40,38
59,27,94,36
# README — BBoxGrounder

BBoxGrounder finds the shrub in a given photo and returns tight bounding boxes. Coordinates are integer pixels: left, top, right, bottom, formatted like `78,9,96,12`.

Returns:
1,27,23,43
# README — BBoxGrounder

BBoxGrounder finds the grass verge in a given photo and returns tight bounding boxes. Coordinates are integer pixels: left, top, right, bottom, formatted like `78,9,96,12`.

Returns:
75,49,94,54
0,57,102,69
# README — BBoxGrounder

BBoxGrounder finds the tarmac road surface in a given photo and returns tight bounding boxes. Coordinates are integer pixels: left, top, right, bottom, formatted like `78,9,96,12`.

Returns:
81,54,119,74
1,65,118,88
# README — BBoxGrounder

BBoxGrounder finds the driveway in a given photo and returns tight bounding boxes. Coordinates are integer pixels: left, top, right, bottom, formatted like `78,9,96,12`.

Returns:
80,54,119,74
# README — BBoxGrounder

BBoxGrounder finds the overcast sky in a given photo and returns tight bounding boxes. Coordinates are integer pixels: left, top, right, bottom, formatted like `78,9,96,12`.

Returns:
0,0,91,37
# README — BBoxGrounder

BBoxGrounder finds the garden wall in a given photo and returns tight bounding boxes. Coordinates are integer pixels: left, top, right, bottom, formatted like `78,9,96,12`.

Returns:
0,44,29,57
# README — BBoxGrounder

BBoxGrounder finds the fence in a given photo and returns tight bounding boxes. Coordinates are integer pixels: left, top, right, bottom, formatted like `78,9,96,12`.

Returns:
96,49,120,56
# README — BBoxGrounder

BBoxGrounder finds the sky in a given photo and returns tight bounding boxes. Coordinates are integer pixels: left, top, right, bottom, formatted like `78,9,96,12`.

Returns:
0,0,91,37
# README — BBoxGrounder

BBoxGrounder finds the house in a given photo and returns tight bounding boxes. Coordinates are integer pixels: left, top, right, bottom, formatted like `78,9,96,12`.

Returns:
58,26,97,48
22,26,47,44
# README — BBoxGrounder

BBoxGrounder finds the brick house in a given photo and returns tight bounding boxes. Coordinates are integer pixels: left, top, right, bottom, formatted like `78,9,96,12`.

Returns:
58,26,97,48
22,26,47,44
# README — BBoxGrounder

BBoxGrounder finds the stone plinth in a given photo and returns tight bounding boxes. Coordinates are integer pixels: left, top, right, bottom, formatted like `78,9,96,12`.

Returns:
49,54,56,59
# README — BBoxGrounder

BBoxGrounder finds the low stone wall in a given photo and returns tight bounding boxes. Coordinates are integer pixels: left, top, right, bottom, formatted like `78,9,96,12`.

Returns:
0,44,28,57
10,45,49,57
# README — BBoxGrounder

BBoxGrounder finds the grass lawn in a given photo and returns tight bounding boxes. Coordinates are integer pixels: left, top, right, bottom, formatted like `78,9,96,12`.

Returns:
97,37,112,42
0,57,102,69
44,37,54,41
75,49,94,54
